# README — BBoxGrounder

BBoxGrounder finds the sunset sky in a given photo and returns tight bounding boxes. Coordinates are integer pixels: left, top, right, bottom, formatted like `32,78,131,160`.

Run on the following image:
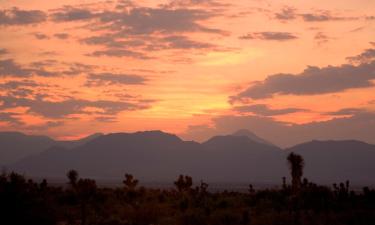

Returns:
1,0,375,146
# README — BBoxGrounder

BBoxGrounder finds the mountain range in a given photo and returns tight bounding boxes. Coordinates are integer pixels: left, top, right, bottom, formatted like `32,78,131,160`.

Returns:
1,130,375,184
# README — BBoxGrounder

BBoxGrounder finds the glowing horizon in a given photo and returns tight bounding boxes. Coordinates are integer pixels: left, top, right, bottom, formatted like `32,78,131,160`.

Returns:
0,0,374,146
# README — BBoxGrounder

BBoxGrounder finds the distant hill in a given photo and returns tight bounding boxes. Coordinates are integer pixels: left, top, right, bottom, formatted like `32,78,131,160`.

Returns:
57,133,103,149
3,131,375,184
232,129,276,147
286,140,375,184
0,132,57,165
0,132,103,165
10,131,287,182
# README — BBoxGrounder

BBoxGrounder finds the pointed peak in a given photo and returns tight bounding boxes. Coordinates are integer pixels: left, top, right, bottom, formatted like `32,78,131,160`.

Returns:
231,129,276,147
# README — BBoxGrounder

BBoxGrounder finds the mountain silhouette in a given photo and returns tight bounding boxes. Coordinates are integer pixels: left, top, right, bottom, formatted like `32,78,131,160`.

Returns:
0,132,57,165
231,129,276,147
286,140,375,184
3,131,375,184
0,132,103,165
10,131,287,182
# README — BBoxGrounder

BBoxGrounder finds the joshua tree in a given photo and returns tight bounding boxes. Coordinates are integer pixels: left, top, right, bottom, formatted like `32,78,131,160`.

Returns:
123,173,139,190
287,152,304,192
174,175,193,192
67,169,78,188
76,178,97,225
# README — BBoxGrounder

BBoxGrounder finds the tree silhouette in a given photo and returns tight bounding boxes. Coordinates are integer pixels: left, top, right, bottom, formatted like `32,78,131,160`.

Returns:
67,169,78,188
174,175,193,192
123,173,139,190
76,178,97,225
287,152,304,193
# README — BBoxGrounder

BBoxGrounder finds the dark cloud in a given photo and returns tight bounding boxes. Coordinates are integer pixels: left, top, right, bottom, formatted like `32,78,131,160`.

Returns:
33,33,49,40
0,80,38,89
239,32,297,41
182,111,375,147
160,35,217,49
82,33,216,58
300,12,357,22
347,48,375,64
96,7,223,35
0,95,150,118
87,49,152,59
314,32,330,45
71,4,226,58
0,7,46,26
164,0,230,8
83,35,146,48
234,104,307,116
0,80,42,98
50,6,96,22
274,7,296,20
324,108,368,116
86,73,147,86
0,112,23,125
54,33,70,39
232,61,375,101
274,8,359,22
0,59,32,77
25,121,65,131
0,59,95,77
94,116,118,123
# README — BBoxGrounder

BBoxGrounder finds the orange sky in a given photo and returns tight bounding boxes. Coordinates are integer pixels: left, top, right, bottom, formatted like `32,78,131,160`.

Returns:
0,0,374,142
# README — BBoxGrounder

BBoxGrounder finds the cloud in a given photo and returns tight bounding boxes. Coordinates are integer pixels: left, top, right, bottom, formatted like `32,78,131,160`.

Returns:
25,121,65,131
160,35,217,49
0,59,32,77
274,8,359,22
85,73,147,86
0,48,8,56
0,59,95,77
232,61,375,101
274,7,297,20
54,33,70,39
94,116,118,123
0,80,43,98
33,33,49,40
347,48,375,64
239,32,298,41
87,49,152,59
50,6,96,22
314,32,330,45
0,112,23,125
164,0,230,8
182,111,375,147
0,7,46,26
0,95,150,118
324,108,368,116
68,3,227,58
234,104,307,116
0,110,64,130
97,7,223,34
52,5,223,34
300,12,358,22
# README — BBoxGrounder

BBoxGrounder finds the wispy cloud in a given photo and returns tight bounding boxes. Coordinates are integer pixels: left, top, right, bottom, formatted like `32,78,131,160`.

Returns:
234,104,307,116
0,7,46,26
85,73,147,86
239,32,298,41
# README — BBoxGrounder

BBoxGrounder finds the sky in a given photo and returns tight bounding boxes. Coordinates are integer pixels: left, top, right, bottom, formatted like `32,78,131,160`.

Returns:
0,0,374,147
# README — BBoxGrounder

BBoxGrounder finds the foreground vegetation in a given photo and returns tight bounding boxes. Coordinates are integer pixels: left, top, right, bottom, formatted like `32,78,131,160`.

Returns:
1,153,375,225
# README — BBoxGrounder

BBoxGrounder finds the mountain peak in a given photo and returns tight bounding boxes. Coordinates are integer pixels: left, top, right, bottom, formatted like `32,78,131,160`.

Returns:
232,129,275,147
